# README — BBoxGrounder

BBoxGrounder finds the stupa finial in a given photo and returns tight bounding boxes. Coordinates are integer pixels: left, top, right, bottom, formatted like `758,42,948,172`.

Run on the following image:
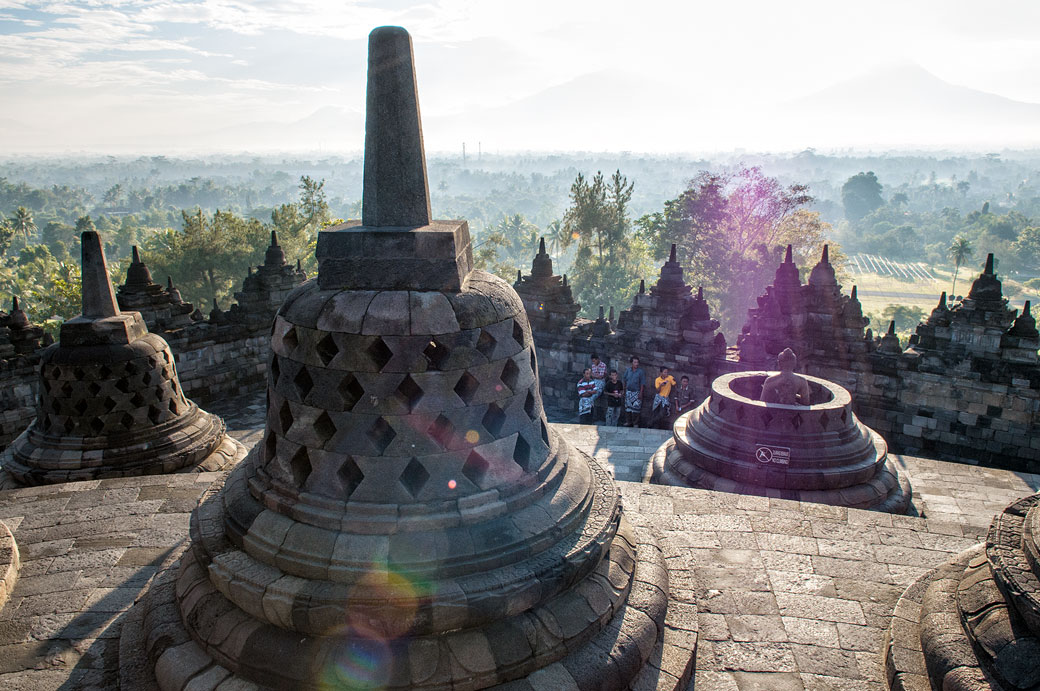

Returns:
80,231,120,319
784,244,793,263
362,26,431,227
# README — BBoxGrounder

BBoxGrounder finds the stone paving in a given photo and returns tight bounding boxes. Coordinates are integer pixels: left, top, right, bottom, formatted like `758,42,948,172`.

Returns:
0,390,1038,689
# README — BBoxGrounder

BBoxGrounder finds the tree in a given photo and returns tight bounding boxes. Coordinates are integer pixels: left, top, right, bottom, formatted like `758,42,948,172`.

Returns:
0,218,13,258
10,206,37,243
881,304,927,333
637,167,826,336
545,219,573,262
948,235,974,298
841,172,884,222
563,170,649,314
141,208,268,306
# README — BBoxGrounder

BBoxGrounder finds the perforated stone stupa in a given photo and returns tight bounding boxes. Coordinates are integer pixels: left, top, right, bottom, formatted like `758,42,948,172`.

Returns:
122,26,678,691
651,366,912,512
886,489,1040,689
0,232,245,486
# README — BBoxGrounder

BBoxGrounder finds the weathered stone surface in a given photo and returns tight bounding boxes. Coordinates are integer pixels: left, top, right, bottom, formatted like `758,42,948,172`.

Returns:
652,371,912,513
0,233,246,486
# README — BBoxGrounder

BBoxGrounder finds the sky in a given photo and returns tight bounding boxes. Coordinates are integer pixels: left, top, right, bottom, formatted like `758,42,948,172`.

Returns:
1,0,1040,154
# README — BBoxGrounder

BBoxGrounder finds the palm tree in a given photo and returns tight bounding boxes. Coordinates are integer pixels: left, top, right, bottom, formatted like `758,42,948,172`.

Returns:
545,219,573,261
948,235,973,298
11,207,36,243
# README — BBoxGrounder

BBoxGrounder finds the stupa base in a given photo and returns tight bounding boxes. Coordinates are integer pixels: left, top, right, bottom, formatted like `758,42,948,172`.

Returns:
120,520,693,691
648,437,913,514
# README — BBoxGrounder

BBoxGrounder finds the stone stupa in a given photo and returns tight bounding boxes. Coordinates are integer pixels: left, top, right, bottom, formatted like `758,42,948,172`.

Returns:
650,349,912,513
886,489,1040,689
121,26,677,691
0,232,245,486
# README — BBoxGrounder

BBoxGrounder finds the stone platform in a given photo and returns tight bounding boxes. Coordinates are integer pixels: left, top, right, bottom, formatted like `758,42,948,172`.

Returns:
0,394,1038,689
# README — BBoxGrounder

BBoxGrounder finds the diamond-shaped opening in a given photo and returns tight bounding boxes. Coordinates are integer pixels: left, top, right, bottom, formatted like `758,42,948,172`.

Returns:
282,326,299,351
42,416,53,432
314,411,336,444
142,371,153,386
88,381,101,396
476,329,497,358
396,374,423,412
270,355,281,383
89,416,104,435
399,457,429,498
367,417,397,454
338,456,365,498
530,349,537,376
339,374,364,411
103,396,118,412
279,401,294,434
427,414,455,449
482,402,506,436
73,367,85,380
125,361,138,376
454,371,480,404
131,392,145,407
818,412,830,430
49,398,61,414
290,446,311,487
316,333,339,366
155,385,165,401
74,399,88,415
115,378,130,393
791,413,803,430
169,398,180,416
512,320,525,348
840,409,848,424
51,366,61,379
463,450,490,488
148,356,159,369
99,365,111,378
148,405,163,425
293,366,314,399
120,413,134,429
61,382,74,397
63,418,75,433
541,420,550,446
501,358,520,392
367,337,393,371
423,339,449,370
513,435,532,471
263,433,278,465
524,390,537,420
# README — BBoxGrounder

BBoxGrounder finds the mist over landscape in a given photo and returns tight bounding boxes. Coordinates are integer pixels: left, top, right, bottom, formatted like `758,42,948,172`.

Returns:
1,0,1039,344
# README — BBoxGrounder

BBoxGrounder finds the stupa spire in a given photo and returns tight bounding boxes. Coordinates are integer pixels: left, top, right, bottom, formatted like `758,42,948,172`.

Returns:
80,231,120,319
362,26,431,227
784,244,793,263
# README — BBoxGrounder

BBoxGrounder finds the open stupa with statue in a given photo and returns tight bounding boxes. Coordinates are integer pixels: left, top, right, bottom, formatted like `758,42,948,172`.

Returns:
651,346,912,512
120,25,685,691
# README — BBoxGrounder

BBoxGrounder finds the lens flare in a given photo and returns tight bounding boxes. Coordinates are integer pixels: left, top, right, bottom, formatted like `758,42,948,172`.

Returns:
448,479,457,490
464,429,480,444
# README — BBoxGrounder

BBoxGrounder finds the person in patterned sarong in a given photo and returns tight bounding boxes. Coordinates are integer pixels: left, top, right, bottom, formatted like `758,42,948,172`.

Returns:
621,356,645,427
576,368,597,423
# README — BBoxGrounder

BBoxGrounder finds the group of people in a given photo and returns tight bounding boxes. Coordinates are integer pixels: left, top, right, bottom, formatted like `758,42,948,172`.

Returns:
576,354,697,428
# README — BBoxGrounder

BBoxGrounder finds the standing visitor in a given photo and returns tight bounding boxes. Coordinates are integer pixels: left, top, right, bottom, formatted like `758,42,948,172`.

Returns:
589,354,607,398
651,366,676,429
673,375,695,420
622,356,645,427
576,368,597,423
603,369,624,426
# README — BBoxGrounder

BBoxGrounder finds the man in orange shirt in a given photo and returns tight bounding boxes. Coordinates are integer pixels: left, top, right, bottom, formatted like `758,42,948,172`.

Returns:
651,366,677,429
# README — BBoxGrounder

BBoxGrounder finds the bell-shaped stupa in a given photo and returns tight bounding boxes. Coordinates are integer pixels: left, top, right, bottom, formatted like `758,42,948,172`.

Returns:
0,232,245,485
122,26,672,691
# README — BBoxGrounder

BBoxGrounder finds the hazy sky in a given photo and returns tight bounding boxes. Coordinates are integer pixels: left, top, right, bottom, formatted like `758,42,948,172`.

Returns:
2,0,1039,153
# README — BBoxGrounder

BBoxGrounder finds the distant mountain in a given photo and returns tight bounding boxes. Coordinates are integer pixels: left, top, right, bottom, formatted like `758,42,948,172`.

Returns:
779,63,1040,149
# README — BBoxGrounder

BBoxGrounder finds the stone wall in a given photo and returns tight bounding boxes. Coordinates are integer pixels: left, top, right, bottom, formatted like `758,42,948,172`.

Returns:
522,244,1040,473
